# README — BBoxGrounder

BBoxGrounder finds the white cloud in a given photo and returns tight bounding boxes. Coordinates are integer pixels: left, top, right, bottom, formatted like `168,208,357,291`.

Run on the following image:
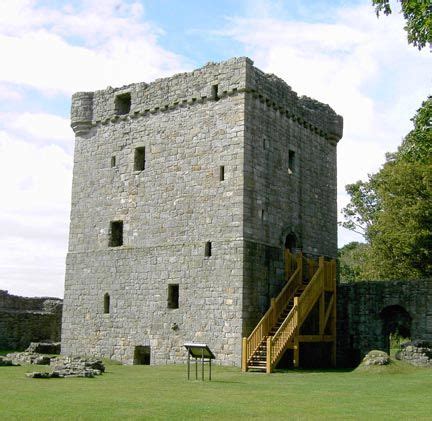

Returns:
1,112,72,147
0,0,192,297
0,1,190,95
0,131,72,297
0,83,24,101
219,3,431,245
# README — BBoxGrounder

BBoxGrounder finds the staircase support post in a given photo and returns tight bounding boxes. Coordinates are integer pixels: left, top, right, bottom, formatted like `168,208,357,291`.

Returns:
319,292,325,335
241,337,247,372
331,260,337,367
296,253,303,282
266,336,272,373
293,297,299,368
284,249,291,281
293,339,299,368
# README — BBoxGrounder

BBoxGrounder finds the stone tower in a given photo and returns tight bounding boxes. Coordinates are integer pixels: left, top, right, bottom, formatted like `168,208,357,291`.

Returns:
62,57,343,365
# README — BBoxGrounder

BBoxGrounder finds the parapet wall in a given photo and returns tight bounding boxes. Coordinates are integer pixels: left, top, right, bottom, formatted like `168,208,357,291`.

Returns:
71,57,343,141
245,65,343,141
0,290,62,350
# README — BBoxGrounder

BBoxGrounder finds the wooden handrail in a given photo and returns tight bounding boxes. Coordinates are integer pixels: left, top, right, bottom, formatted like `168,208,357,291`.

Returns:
270,304,298,365
243,252,336,373
269,259,326,368
244,253,302,366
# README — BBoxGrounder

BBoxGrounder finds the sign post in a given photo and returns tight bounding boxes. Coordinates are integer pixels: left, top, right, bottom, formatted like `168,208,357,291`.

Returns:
184,343,215,381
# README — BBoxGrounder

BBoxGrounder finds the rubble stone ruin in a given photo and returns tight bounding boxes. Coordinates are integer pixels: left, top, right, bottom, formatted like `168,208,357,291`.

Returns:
0,290,62,350
62,57,343,366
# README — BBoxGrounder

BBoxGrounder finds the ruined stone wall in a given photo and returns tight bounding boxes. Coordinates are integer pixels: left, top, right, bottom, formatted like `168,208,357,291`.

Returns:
64,57,342,365
337,279,432,367
0,290,62,350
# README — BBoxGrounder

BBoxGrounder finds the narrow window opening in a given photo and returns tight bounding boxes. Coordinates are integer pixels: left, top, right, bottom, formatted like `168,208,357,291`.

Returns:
104,293,110,314
109,220,123,247
167,284,179,309
133,346,150,365
115,93,131,115
261,209,265,222
134,147,146,171
211,84,219,101
111,156,116,167
288,150,295,174
219,165,225,181
263,137,268,150
205,241,212,257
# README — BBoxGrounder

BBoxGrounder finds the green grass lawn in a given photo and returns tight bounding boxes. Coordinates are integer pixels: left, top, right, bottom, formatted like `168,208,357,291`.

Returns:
1,359,431,420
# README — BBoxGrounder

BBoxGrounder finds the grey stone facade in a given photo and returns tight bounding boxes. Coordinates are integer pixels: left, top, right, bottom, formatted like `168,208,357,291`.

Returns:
62,57,342,365
0,290,62,350
337,279,432,367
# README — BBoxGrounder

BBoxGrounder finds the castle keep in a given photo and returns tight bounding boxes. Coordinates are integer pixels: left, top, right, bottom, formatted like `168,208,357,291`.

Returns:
62,57,343,367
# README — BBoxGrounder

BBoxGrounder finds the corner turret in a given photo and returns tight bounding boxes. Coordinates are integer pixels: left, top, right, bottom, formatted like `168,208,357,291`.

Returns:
71,92,94,135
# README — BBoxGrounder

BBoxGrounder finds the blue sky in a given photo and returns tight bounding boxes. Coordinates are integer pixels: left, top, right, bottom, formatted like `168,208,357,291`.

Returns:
0,0,430,297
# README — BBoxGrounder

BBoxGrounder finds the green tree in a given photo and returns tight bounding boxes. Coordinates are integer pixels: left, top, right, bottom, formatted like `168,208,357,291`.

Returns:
372,0,432,50
398,96,432,162
341,98,432,280
338,242,371,282
370,159,432,279
340,176,380,240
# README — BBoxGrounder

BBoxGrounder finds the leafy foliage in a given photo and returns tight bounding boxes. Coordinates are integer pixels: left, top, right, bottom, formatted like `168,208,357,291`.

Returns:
338,242,371,282
398,96,432,162
369,159,432,279
341,98,432,280
340,177,380,239
372,0,432,50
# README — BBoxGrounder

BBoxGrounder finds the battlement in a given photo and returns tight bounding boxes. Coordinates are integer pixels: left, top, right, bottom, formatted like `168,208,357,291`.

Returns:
71,57,343,141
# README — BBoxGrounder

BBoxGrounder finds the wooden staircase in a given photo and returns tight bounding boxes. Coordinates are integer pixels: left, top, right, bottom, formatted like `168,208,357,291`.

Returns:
242,251,337,373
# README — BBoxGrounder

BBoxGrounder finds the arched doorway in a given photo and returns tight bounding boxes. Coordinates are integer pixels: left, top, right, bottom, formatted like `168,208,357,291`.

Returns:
380,305,412,355
285,232,297,253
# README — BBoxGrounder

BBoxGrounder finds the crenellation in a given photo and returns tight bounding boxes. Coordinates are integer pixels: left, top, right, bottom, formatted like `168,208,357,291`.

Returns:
71,57,342,143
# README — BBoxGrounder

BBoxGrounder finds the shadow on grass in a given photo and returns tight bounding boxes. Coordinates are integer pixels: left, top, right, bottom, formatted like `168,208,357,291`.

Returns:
0,350,16,356
273,367,355,374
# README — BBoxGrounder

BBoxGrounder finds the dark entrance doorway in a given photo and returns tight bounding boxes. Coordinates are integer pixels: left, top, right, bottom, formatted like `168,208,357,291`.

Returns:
133,346,151,365
380,305,412,355
285,233,297,253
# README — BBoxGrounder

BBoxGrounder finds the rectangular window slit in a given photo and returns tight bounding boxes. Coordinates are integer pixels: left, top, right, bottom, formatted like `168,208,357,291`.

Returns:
219,165,225,181
288,150,295,174
109,220,123,247
168,284,179,309
211,84,219,101
104,293,110,314
111,156,116,167
134,147,146,171
205,241,212,257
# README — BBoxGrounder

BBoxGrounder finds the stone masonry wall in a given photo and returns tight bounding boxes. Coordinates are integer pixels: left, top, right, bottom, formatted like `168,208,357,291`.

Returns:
0,290,62,350
64,57,342,365
63,58,248,365
337,279,432,367
241,61,340,334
